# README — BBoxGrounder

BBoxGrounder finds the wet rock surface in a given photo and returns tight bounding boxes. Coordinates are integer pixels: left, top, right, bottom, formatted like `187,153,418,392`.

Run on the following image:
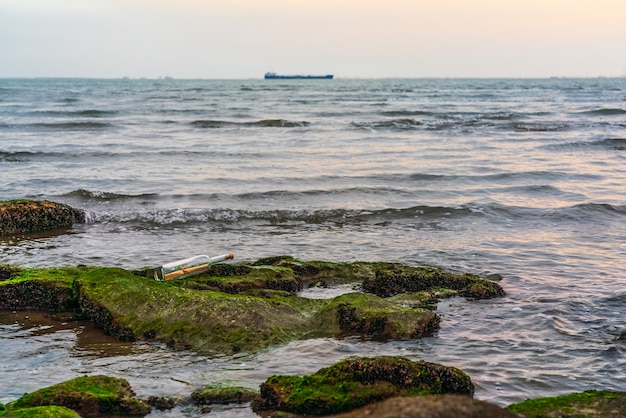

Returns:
191,386,259,406
326,395,518,418
506,389,626,418
0,200,85,236
5,375,150,417
252,356,474,415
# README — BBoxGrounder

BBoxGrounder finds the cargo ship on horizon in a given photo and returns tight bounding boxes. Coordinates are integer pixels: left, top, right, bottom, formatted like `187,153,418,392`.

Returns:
264,72,333,80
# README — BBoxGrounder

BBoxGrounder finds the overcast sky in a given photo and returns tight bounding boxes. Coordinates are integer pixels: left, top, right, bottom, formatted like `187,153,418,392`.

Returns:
1,0,625,79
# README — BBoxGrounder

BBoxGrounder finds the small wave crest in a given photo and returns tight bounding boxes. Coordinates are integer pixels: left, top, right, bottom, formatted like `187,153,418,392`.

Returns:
543,137,626,151
83,204,479,227
30,122,112,130
31,109,117,118
512,122,570,132
191,119,310,128
352,119,422,130
577,108,626,116
0,150,58,162
63,189,160,202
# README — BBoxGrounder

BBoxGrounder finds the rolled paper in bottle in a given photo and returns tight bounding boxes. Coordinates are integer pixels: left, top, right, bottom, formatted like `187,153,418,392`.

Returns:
154,252,234,281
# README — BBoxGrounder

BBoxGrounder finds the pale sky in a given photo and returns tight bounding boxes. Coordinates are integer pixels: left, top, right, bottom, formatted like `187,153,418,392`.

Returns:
1,0,625,78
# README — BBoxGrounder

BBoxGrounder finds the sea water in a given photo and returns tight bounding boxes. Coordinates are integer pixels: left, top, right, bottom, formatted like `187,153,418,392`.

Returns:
1,78,625,415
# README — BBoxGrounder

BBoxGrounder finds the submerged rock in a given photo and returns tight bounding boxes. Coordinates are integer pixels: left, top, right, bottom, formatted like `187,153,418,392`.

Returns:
0,200,85,236
327,395,518,418
506,390,626,418
5,375,151,417
251,356,474,415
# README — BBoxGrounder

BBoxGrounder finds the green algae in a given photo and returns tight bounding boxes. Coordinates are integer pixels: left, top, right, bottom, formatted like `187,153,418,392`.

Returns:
5,375,150,417
191,386,259,405
0,256,505,355
0,406,81,418
252,356,474,415
363,263,506,299
311,292,439,340
506,390,626,418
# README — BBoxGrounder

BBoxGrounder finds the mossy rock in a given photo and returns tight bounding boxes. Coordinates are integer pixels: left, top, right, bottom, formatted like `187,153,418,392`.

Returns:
0,257,505,355
506,390,626,418
5,375,150,417
191,386,259,405
0,200,85,236
311,292,440,340
0,405,82,417
251,356,474,415
363,263,505,299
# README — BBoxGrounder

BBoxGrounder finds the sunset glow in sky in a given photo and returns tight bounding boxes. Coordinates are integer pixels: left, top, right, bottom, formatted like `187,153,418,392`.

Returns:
1,0,625,78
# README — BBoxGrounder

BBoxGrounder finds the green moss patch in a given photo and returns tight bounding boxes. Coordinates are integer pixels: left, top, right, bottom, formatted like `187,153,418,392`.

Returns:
252,356,474,415
363,263,506,299
191,386,259,405
312,292,440,340
0,405,81,418
5,375,150,417
506,390,626,418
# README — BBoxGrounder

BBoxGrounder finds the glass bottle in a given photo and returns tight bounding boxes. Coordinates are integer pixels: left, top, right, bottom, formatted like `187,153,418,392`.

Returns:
154,252,234,281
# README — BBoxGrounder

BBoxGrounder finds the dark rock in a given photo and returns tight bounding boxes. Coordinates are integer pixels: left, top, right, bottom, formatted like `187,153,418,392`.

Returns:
363,264,505,300
146,396,176,411
328,395,518,418
0,280,76,311
252,356,474,415
0,200,85,236
0,266,18,281
191,386,259,405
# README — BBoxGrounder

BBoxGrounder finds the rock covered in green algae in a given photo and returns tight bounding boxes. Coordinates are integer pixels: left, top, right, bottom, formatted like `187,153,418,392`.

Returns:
363,263,506,299
326,395,518,418
0,257,505,355
191,386,259,406
251,356,474,416
5,375,151,417
0,405,82,417
506,390,626,418
0,200,85,236
311,292,440,340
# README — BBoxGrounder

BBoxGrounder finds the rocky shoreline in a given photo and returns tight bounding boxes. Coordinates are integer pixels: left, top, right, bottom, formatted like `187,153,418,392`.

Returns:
1,200,624,417
1,365,624,417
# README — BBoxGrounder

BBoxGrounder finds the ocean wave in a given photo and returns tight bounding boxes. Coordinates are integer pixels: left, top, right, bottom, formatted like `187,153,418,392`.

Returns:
191,119,310,128
62,189,160,201
67,196,626,228
352,112,523,132
30,122,112,130
564,203,626,217
577,108,626,116
0,150,68,162
30,109,117,117
83,205,478,226
351,119,422,130
512,122,570,132
0,150,122,162
541,138,626,151
380,110,433,117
